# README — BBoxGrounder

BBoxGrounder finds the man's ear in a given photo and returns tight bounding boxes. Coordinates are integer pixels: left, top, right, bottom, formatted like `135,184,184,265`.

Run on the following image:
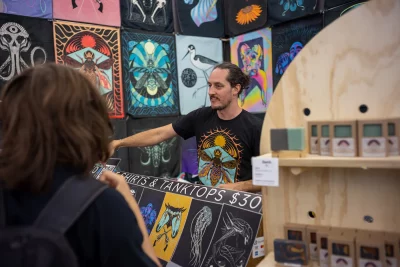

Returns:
233,84,241,96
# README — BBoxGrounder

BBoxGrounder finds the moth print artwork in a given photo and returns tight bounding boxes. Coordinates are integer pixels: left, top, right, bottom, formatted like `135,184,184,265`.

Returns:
176,0,225,38
121,0,174,33
324,0,368,28
267,0,321,26
0,14,54,88
230,28,273,113
149,192,192,262
272,14,322,90
225,0,268,37
52,0,121,27
176,35,223,115
0,0,52,18
53,21,124,118
121,29,179,118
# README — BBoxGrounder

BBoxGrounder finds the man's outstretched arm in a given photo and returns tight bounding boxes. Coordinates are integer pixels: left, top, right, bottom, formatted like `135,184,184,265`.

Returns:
110,123,178,154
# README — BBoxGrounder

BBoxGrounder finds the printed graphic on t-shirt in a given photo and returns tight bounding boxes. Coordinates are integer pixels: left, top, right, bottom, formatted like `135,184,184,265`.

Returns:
197,127,243,186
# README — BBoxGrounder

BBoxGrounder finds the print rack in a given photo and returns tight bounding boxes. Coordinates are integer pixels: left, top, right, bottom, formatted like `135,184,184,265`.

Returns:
257,0,400,266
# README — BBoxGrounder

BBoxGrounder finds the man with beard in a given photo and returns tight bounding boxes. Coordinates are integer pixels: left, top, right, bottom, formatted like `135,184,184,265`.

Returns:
110,62,263,192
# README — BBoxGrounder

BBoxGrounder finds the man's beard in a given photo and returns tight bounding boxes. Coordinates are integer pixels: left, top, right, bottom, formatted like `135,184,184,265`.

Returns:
211,98,231,111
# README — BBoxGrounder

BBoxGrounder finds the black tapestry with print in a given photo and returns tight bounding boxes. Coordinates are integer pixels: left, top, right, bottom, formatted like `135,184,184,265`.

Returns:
127,116,181,178
110,118,130,172
324,0,368,27
267,0,320,27
0,14,54,89
225,0,268,37
272,14,322,89
121,0,174,33
324,0,366,9
175,0,225,38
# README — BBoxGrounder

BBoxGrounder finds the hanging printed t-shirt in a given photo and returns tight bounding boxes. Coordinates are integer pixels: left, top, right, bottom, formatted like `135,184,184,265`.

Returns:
172,107,263,187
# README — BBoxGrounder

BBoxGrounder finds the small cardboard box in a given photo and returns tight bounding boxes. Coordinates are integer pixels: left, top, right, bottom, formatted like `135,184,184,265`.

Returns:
330,120,358,157
274,239,309,266
358,120,388,157
307,225,331,261
356,235,386,267
320,122,331,156
284,223,307,241
384,232,400,267
328,234,356,267
387,118,400,156
308,121,320,155
317,228,331,267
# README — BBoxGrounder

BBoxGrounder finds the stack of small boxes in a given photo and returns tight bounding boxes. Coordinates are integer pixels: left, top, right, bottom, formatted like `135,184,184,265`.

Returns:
308,119,400,157
273,223,400,267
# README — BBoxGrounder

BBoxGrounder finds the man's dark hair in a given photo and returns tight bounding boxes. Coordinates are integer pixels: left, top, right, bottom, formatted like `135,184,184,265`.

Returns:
213,62,251,95
0,63,113,193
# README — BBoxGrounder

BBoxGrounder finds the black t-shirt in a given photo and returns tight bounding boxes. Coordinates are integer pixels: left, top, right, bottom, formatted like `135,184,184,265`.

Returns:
2,166,157,267
172,107,263,187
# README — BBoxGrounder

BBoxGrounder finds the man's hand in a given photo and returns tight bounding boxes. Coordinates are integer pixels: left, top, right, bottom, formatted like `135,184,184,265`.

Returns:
218,180,261,193
217,183,240,191
108,139,121,156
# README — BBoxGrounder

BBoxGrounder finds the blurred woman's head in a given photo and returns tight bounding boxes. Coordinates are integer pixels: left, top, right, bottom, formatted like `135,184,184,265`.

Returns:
0,63,113,192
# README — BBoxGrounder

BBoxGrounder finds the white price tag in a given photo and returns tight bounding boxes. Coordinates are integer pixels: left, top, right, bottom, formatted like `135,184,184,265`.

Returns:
251,156,279,187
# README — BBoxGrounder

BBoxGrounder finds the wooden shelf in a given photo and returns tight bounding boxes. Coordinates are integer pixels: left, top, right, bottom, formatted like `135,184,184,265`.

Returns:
260,154,400,169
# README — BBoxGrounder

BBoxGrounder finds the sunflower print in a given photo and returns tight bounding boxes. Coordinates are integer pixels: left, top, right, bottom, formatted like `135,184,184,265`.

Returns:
236,5,262,25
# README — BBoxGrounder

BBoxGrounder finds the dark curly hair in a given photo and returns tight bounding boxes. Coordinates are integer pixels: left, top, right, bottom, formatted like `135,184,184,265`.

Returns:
213,62,250,95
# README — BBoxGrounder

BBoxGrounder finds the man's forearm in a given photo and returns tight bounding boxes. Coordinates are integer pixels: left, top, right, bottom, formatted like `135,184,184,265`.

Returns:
117,128,161,148
218,179,261,193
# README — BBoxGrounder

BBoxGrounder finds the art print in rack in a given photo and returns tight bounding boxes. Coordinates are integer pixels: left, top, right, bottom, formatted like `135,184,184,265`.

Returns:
121,30,179,118
0,13,54,88
230,28,273,113
225,0,268,37
176,0,225,38
53,21,124,119
120,0,174,33
176,35,223,115
53,0,120,27
272,14,323,90
0,0,52,18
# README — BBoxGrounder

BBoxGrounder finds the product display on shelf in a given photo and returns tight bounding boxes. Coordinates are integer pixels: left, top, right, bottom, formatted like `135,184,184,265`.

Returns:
257,0,400,266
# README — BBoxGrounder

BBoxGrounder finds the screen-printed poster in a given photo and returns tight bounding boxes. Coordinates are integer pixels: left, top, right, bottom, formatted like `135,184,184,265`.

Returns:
127,116,181,178
230,28,273,113
120,0,174,33
176,35,223,115
175,0,225,38
0,13,54,89
0,0,52,18
53,20,124,119
272,14,323,90
121,29,179,118
53,0,120,27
